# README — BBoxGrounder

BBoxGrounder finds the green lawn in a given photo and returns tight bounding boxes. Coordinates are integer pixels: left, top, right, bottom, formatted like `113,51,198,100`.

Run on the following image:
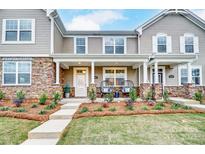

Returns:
0,117,40,145
58,114,205,145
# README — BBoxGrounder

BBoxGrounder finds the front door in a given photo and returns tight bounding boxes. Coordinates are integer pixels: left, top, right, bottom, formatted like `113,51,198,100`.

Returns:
74,68,88,97
152,68,164,84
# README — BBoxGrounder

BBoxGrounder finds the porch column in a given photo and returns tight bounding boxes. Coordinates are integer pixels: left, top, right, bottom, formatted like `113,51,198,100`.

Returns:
143,61,148,83
55,61,60,84
91,61,95,84
154,62,159,84
187,62,192,84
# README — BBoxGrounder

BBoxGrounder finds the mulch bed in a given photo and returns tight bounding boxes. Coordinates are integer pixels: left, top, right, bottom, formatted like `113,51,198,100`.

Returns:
0,100,61,122
73,102,205,119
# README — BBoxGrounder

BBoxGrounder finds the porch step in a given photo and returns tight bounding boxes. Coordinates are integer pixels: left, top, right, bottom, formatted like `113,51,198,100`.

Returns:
28,119,70,139
49,109,76,120
169,97,200,105
21,138,59,145
60,98,88,104
61,103,81,109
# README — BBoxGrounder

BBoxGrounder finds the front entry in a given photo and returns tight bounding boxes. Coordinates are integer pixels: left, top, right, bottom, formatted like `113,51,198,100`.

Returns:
74,67,88,97
151,67,165,84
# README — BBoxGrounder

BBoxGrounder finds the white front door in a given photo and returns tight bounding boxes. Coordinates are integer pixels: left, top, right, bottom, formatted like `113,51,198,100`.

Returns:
74,68,88,97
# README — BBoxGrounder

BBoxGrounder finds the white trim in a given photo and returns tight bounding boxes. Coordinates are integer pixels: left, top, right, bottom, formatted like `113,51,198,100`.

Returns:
178,64,202,86
103,67,127,87
74,36,88,54
2,61,32,86
154,33,172,54
103,36,127,54
0,54,50,57
2,19,35,44
50,18,54,54
91,61,95,84
150,66,166,85
73,67,89,88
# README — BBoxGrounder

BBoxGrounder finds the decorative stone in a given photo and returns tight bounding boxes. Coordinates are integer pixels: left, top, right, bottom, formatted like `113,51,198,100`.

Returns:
152,84,163,100
140,83,152,100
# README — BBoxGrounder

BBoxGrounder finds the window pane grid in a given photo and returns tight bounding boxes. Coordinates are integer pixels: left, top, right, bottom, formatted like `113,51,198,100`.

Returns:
105,38,125,54
180,68,201,85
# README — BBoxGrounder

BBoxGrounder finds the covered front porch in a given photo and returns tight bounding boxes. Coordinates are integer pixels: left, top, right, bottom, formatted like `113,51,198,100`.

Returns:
53,54,197,98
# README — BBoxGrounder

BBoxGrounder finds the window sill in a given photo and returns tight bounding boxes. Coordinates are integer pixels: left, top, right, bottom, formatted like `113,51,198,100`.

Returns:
1,41,35,45
1,84,31,87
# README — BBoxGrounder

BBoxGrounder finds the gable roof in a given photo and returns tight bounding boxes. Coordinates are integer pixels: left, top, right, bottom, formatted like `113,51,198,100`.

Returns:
136,9,205,35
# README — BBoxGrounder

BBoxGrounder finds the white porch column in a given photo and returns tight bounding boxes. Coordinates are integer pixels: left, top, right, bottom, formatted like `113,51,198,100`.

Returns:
55,62,60,84
154,62,159,84
143,62,148,83
187,62,192,84
91,61,95,84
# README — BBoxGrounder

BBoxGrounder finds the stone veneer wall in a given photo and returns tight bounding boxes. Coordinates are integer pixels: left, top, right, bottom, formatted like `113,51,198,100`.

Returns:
0,57,63,99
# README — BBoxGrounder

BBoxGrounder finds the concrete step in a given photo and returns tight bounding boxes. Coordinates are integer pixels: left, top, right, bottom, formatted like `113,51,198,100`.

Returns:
60,98,88,104
49,109,77,120
61,103,81,109
28,119,70,139
21,138,59,145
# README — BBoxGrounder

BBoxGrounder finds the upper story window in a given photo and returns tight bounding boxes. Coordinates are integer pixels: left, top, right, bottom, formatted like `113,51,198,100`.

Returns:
104,37,126,54
3,61,31,85
2,19,35,44
75,37,87,54
157,36,167,53
152,33,171,54
180,33,199,54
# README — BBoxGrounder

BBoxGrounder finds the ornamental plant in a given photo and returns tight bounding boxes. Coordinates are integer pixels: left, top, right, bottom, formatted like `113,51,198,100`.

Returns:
163,89,169,103
13,90,26,107
0,90,5,101
104,92,114,103
193,91,203,104
39,93,48,105
52,92,61,102
129,88,137,102
88,88,96,103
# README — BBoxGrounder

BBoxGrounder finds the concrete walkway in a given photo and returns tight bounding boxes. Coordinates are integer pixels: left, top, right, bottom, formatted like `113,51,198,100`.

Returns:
21,99,82,145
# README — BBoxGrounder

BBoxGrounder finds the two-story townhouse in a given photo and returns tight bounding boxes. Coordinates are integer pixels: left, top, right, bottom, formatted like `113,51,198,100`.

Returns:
0,9,204,99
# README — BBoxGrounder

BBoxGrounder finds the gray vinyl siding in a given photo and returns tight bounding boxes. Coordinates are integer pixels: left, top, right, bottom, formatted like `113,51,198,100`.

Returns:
127,38,138,54
0,9,51,54
54,24,63,53
88,37,102,54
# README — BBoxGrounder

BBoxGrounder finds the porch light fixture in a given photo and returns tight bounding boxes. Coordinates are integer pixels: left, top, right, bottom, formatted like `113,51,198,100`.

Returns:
78,62,81,65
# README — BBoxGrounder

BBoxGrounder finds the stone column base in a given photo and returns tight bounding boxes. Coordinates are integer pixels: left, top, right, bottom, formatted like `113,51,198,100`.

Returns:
152,83,163,100
183,83,197,99
140,83,152,100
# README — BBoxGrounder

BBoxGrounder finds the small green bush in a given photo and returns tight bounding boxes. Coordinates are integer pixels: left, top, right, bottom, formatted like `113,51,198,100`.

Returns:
39,93,48,105
163,89,169,102
80,107,89,113
109,107,117,112
0,90,5,100
52,92,61,102
171,103,181,110
44,102,56,110
126,105,134,111
0,106,10,111
129,88,137,102
145,90,153,101
141,106,148,110
182,105,192,110
16,90,25,100
88,88,96,103
94,107,103,112
104,92,114,103
15,107,26,112
193,91,203,104
31,103,38,108
153,103,163,110
39,109,47,115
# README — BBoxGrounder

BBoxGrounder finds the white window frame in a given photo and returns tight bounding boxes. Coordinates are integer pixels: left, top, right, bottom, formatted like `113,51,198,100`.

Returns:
178,65,202,86
157,34,167,53
74,37,88,54
103,67,127,87
2,19,35,44
103,37,127,54
2,61,32,86
184,35,194,53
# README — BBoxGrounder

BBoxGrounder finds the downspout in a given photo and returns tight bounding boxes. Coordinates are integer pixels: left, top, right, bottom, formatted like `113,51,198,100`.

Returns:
47,9,55,55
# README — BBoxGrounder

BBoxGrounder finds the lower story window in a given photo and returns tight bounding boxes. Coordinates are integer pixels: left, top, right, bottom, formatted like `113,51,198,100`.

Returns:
180,66,201,85
3,61,31,85
103,67,127,86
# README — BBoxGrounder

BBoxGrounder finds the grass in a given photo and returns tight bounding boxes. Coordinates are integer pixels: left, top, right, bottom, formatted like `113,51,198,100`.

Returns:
58,114,205,145
0,117,40,145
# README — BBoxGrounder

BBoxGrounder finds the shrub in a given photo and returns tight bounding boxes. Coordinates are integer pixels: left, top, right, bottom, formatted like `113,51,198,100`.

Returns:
171,103,181,110
52,92,61,102
16,90,25,100
104,92,114,103
145,90,153,101
44,102,56,110
0,90,5,100
80,107,89,113
94,107,103,112
102,103,109,108
15,107,26,112
126,105,134,111
109,107,117,112
182,105,192,110
39,109,47,115
163,89,169,102
88,88,96,103
153,103,163,110
141,106,148,110
0,106,10,111
31,103,38,108
126,99,133,106
39,93,48,105
129,88,137,102
193,91,203,104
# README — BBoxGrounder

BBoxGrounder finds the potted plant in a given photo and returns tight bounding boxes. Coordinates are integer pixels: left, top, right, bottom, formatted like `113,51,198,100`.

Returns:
63,83,70,98
0,90,5,106
13,90,25,107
